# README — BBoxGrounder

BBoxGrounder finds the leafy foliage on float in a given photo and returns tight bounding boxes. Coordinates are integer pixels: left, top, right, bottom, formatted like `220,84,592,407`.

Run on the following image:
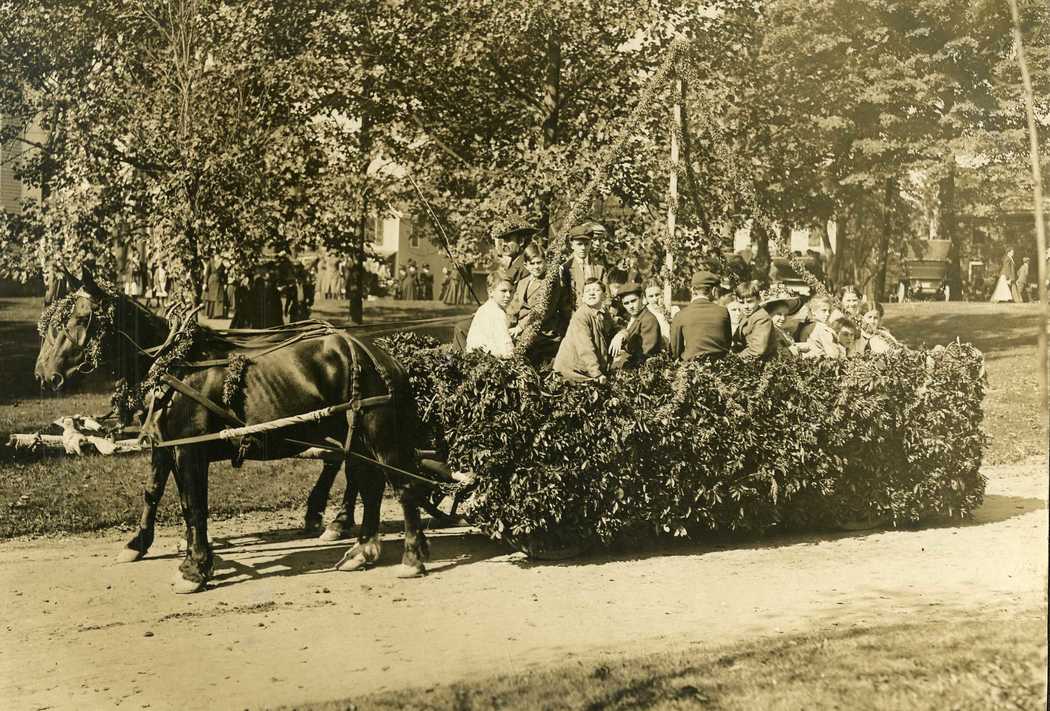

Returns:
379,332,987,549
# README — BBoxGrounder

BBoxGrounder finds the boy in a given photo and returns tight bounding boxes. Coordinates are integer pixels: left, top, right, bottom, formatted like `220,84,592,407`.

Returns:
553,278,614,383
803,295,845,359
610,282,664,369
644,283,672,342
465,272,515,358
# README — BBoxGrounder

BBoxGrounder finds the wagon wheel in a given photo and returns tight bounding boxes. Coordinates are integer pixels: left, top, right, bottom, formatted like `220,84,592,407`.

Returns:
504,531,593,561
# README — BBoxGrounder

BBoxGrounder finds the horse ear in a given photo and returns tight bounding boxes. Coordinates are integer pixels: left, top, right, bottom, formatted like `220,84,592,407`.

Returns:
80,268,105,298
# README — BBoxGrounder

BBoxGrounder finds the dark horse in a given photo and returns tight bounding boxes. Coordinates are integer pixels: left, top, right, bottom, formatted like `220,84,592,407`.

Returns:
34,269,431,593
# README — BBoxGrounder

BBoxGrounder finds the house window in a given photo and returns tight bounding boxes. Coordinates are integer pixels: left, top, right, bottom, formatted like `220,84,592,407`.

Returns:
409,230,420,248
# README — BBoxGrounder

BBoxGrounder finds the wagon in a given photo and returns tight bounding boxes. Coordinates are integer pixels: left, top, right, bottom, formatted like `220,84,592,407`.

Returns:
899,240,951,302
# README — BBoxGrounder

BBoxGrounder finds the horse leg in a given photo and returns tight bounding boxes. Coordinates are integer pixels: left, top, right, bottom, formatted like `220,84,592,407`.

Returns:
334,461,383,572
395,482,429,578
318,464,359,542
171,446,213,594
303,459,341,535
386,447,429,578
117,447,173,563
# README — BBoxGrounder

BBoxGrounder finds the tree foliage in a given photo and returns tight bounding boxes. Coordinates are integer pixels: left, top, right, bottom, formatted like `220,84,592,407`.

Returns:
1,0,1047,301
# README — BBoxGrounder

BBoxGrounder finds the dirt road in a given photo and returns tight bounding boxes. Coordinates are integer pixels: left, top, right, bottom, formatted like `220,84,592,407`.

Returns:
1,462,1045,711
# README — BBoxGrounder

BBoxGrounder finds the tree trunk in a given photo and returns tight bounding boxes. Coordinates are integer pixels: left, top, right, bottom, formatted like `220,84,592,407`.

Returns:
539,24,560,243
833,214,850,288
753,221,771,284
937,160,963,300
874,178,895,302
677,78,714,243
350,209,366,324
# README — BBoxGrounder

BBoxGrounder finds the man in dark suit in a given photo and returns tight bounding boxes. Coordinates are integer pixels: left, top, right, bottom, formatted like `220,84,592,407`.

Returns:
670,270,732,360
610,283,663,369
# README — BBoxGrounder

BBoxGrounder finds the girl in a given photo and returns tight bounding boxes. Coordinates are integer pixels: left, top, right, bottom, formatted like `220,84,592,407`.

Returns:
465,272,515,358
853,303,900,355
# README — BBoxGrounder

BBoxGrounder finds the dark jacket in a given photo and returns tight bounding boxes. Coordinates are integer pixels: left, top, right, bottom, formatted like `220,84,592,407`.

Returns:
670,297,731,360
510,273,570,336
738,307,777,360
613,307,664,369
559,257,608,310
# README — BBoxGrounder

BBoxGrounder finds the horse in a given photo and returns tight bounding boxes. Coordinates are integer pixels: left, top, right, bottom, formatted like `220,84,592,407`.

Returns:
34,269,431,593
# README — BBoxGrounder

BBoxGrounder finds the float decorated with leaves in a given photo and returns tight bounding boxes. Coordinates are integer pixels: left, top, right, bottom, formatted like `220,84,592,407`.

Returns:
382,331,987,555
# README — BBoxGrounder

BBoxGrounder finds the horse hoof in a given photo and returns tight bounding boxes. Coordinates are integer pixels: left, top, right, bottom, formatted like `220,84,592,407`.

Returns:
335,553,369,572
395,563,426,579
319,528,349,542
172,576,206,594
116,547,145,564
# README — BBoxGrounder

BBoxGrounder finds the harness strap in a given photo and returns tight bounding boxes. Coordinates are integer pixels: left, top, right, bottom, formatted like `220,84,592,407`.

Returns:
161,374,245,427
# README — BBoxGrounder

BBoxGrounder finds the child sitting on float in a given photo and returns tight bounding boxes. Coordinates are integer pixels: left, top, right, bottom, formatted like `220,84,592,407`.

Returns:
643,282,673,342
508,243,569,365
829,315,861,355
802,295,846,359
830,284,864,323
553,277,614,383
741,284,801,359
852,303,900,355
465,271,515,358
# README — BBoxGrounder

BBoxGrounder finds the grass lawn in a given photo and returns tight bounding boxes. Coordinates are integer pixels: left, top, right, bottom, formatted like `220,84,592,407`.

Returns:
0,297,1045,538
281,607,1047,711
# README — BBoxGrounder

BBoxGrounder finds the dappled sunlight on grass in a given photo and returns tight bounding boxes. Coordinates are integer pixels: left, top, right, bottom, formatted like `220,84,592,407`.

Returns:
280,607,1047,711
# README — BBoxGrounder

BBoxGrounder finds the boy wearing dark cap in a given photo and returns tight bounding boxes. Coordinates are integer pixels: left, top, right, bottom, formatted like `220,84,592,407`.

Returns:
670,271,732,360
560,221,608,309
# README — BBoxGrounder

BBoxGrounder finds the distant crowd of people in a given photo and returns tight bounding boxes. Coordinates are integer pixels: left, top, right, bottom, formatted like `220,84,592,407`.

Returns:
393,261,436,300
459,221,900,383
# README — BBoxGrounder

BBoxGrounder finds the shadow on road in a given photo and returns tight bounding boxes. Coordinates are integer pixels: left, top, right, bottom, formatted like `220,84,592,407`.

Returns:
507,492,1047,571
201,520,505,591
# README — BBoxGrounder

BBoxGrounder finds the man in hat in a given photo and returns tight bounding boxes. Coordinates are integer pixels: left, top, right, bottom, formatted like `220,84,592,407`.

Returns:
610,282,664,370
670,270,732,360
495,226,534,289
560,221,608,309
1016,256,1030,303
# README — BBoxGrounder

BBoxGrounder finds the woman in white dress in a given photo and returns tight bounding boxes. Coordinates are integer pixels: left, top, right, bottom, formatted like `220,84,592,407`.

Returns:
990,249,1015,302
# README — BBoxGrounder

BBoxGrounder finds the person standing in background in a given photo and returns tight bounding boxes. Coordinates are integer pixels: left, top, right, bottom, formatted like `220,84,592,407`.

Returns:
559,221,608,309
438,267,451,302
1016,257,1030,303
420,264,434,300
990,249,1016,303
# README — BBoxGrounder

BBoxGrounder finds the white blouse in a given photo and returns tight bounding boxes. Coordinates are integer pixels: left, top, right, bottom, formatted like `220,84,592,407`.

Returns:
465,299,514,358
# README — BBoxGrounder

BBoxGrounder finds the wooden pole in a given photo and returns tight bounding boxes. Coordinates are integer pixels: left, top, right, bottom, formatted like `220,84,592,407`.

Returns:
1007,0,1048,440
666,75,681,307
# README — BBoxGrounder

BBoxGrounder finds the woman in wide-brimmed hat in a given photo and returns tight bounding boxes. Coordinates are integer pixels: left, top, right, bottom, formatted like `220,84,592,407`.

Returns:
738,284,801,360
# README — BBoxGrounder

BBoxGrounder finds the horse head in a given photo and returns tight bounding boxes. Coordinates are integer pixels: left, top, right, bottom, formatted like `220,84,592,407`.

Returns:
35,268,117,391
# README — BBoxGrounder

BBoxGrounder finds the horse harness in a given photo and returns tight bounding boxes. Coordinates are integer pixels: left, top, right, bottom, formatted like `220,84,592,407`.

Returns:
129,319,455,491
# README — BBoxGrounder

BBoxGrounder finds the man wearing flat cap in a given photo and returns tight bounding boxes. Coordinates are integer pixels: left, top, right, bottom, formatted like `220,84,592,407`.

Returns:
560,221,608,310
610,282,664,370
670,270,732,360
